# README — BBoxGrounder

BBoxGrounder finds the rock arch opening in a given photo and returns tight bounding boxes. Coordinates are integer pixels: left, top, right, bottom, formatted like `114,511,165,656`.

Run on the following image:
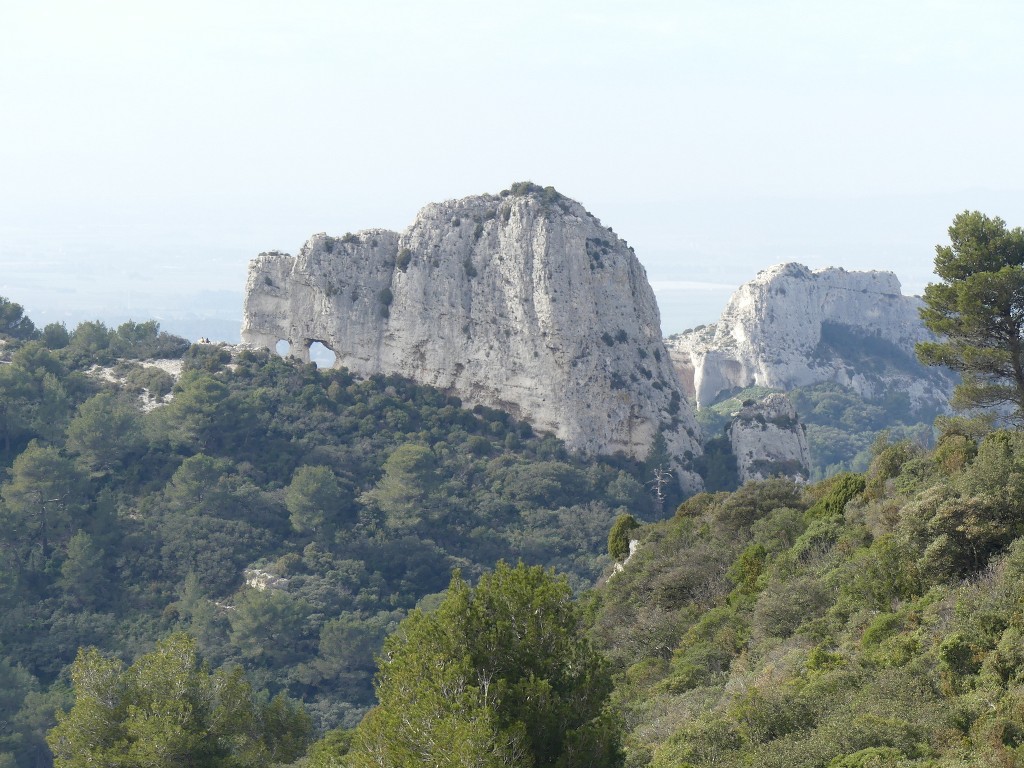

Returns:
275,339,290,357
309,341,337,369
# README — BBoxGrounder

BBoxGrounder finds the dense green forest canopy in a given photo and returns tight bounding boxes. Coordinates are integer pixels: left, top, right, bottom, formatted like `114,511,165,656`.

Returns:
0,300,664,766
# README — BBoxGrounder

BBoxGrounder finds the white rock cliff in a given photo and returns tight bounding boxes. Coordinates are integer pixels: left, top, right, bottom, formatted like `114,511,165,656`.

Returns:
666,263,955,410
728,393,810,484
241,185,704,493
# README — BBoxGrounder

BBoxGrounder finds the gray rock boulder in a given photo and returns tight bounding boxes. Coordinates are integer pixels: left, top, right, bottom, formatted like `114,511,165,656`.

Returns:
727,393,810,484
241,184,704,493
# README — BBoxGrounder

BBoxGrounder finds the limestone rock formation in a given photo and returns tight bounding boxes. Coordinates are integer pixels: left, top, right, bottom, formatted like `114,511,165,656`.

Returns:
727,393,810,484
241,184,703,492
666,263,955,410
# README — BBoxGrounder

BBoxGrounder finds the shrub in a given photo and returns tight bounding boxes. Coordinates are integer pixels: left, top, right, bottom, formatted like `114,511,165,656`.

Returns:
713,478,803,531
125,365,175,397
806,473,866,519
396,248,412,272
727,543,768,594
752,574,830,639
608,513,640,561
827,746,909,767
668,606,748,690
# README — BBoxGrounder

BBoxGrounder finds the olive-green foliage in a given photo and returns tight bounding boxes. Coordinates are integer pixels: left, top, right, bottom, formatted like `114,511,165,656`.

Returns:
304,726,353,767
359,443,438,530
47,633,310,767
608,513,639,561
805,472,865,519
123,364,175,397
1,441,88,563
715,478,803,532
666,606,748,691
726,543,767,594
347,562,623,768
592,423,1024,768
41,322,70,350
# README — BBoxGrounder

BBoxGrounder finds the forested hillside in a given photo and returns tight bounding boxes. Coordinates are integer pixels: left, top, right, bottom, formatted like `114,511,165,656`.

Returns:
592,423,1024,767
0,297,665,767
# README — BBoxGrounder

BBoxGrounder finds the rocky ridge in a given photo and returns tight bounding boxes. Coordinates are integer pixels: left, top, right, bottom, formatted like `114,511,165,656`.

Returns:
242,184,703,492
666,263,955,410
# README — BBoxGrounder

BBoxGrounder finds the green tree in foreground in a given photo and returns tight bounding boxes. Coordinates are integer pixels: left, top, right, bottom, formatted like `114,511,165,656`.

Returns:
345,562,623,768
47,632,310,767
917,210,1024,418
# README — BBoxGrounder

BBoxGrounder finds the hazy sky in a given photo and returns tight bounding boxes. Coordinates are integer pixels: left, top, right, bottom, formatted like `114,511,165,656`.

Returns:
2,1,1024,338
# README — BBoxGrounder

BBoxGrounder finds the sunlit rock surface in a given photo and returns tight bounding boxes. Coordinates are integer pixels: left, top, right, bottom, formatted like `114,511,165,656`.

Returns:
666,263,955,410
242,185,704,492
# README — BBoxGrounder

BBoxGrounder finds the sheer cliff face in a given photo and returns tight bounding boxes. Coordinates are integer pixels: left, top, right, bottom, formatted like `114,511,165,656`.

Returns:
242,189,703,493
666,263,955,410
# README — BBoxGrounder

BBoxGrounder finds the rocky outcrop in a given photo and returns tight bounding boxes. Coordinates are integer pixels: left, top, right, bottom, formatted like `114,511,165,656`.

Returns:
727,394,810,484
666,263,955,410
241,184,703,492
244,568,289,592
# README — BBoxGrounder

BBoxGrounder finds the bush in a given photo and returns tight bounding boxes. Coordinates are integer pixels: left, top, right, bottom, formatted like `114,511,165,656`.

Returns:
396,248,412,272
668,606,747,690
806,473,866,519
827,746,909,767
125,365,175,397
608,514,640,561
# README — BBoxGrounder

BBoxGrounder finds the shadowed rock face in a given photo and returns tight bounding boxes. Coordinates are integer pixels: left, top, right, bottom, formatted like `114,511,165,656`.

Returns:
666,263,956,411
242,186,704,493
